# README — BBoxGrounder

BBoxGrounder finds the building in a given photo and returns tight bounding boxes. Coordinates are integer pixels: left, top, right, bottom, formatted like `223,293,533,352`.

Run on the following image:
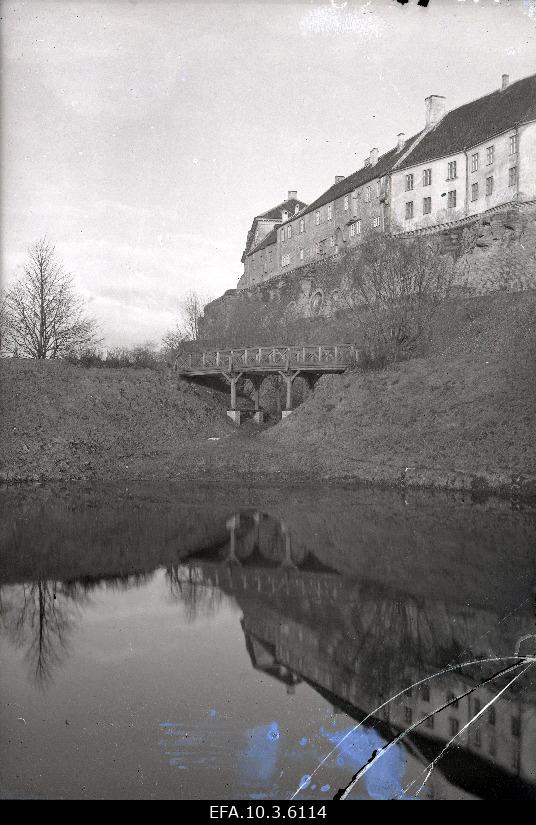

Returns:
238,191,308,289
237,73,536,289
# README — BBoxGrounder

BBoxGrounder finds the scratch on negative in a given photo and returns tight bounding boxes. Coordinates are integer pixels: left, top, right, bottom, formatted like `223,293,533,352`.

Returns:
334,657,534,801
290,654,528,800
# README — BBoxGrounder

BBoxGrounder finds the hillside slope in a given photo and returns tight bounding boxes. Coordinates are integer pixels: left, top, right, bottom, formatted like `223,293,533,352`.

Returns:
0,360,234,481
262,290,536,486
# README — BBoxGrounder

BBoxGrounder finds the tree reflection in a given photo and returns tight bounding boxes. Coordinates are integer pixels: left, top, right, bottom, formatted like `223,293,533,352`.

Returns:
167,564,224,623
0,572,156,687
0,580,85,687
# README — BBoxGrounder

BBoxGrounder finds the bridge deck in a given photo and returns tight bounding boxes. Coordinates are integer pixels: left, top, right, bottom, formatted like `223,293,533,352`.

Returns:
175,344,358,375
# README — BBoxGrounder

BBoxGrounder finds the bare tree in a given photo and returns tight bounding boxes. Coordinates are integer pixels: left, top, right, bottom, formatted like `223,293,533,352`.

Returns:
5,237,100,359
0,289,9,356
345,233,456,366
180,288,206,341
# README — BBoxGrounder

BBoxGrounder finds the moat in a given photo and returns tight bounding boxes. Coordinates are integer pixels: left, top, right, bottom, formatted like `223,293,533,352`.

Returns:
1,482,535,800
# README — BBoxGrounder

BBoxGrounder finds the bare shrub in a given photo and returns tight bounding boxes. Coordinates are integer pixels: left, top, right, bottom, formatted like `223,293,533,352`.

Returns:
346,233,456,367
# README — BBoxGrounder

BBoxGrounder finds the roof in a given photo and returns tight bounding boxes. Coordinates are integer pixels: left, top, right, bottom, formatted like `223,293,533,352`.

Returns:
242,197,308,260
258,197,307,220
277,137,421,228
248,226,279,254
398,73,536,170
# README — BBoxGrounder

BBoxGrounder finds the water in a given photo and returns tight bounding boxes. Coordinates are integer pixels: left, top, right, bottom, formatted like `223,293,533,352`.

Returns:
1,482,535,800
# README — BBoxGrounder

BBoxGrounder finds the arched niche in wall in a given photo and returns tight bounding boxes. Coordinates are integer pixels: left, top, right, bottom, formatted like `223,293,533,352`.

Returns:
310,290,324,316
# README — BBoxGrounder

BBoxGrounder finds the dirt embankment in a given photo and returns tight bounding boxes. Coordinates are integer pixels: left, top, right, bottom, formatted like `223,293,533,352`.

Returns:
1,291,535,499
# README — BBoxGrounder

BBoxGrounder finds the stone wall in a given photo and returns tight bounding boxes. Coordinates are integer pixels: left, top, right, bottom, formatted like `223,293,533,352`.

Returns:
201,204,536,345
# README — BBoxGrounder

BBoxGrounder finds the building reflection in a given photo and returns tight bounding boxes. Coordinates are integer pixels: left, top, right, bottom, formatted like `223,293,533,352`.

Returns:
178,510,536,799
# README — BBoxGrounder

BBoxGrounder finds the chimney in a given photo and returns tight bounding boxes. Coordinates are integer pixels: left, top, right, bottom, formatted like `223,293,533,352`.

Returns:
364,157,371,168
288,190,297,200
397,133,405,152
425,95,446,127
501,73,510,91
370,148,378,166
335,175,344,184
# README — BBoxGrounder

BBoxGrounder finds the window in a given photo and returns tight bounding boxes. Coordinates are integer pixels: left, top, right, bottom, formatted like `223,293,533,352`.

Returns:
447,190,457,209
327,203,333,220
376,179,381,196
329,235,335,248
471,182,479,202
299,248,304,261
315,242,320,255
509,166,517,187
287,224,292,240
404,707,413,724
486,145,494,165
405,173,414,191
281,253,290,267
486,176,494,196
350,222,356,238
299,218,305,234
471,153,479,173
449,718,459,736
447,692,459,708
447,160,457,180
509,134,518,155
355,219,361,234
344,195,349,211
405,201,414,220
315,211,320,226
280,229,285,243
421,685,430,702
373,215,381,228
511,717,521,738
423,196,432,215
365,186,371,202
423,168,432,187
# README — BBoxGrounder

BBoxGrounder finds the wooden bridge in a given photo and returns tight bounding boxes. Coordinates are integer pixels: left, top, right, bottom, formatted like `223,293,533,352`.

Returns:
174,344,358,423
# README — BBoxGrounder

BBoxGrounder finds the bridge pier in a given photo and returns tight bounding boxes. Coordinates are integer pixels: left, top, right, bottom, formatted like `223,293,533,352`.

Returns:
224,371,244,425
251,376,264,425
279,370,301,419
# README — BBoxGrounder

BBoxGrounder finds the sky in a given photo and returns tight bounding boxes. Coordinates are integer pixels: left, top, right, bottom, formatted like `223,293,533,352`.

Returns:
1,0,535,347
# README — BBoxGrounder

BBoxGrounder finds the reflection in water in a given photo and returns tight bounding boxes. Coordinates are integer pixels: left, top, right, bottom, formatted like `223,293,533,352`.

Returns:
0,581,82,686
0,572,154,686
1,484,535,799
176,509,536,799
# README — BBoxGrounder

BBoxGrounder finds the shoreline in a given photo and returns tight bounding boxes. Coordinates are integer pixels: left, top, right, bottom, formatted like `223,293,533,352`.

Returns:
1,457,535,503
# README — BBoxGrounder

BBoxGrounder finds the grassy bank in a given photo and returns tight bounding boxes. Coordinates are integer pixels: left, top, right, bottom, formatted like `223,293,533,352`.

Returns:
1,291,535,499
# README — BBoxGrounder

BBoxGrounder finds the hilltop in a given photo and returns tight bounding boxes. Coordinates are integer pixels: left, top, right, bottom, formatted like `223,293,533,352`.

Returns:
1,290,535,499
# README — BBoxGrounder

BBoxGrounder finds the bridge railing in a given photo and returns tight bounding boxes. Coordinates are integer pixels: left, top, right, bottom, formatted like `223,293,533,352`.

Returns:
175,344,358,372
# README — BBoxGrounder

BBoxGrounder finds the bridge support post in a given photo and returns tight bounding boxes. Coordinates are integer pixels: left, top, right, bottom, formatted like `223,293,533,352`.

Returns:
224,371,244,425
251,376,264,425
279,370,301,419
